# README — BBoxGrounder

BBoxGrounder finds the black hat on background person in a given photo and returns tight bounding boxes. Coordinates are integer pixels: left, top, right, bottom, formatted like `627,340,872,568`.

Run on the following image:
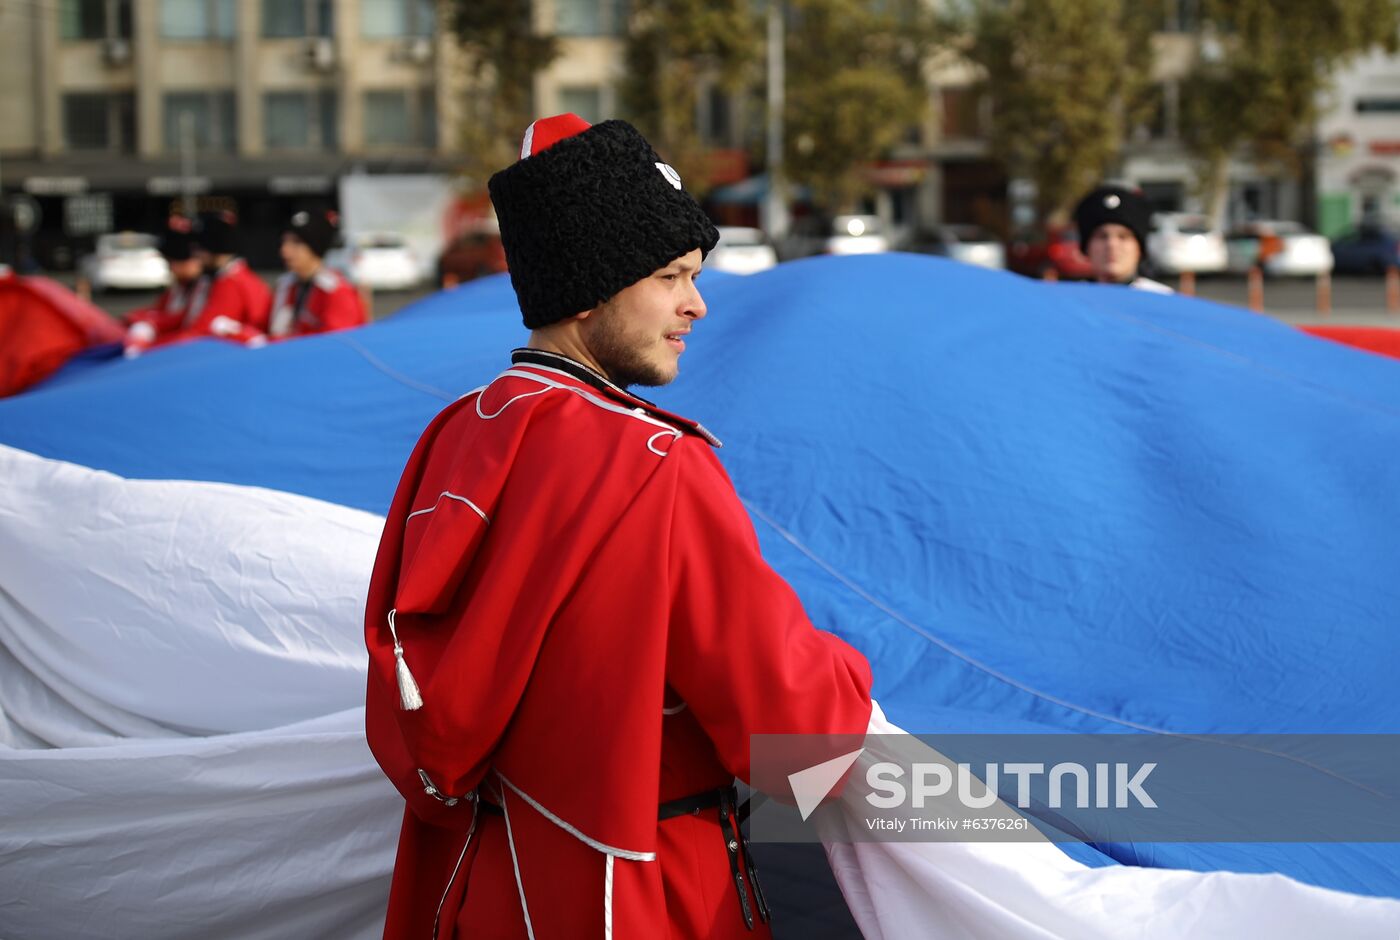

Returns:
159,216,197,262
487,113,719,330
1070,183,1176,291
1073,185,1152,255
196,210,240,257
285,209,338,259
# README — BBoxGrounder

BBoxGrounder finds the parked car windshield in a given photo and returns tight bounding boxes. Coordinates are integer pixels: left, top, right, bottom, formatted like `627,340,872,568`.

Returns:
945,225,995,243
1171,216,1213,235
100,233,159,253
832,215,883,237
717,228,768,247
355,233,408,249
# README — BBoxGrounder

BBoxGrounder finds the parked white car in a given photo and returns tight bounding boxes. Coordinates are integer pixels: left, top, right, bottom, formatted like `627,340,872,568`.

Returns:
1146,213,1228,275
1226,221,1335,277
708,226,779,275
80,232,171,292
779,214,896,259
826,215,891,255
903,224,1007,270
326,232,423,291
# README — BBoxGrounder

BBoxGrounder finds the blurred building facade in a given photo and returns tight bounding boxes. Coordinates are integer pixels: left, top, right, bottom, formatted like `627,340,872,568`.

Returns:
2,1,1393,269
1315,48,1400,238
1116,19,1307,229
0,0,462,267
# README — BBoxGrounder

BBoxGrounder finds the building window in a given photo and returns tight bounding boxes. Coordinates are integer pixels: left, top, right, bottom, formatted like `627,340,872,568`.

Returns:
164,91,237,152
265,90,338,150
555,0,629,37
363,88,435,148
1137,82,1176,141
1164,0,1200,32
161,0,235,40
558,86,603,125
63,93,136,152
361,0,435,37
703,85,732,146
940,87,985,140
1355,97,1400,114
263,0,334,37
60,0,133,40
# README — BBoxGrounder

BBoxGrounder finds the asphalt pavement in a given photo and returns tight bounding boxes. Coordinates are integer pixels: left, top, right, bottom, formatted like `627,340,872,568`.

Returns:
55,267,1400,329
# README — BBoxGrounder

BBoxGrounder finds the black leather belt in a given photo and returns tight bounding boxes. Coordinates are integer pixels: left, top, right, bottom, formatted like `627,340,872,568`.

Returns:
478,784,770,930
659,784,770,930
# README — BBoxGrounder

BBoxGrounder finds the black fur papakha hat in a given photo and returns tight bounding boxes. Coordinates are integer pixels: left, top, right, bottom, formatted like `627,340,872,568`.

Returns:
1073,185,1152,254
196,210,239,256
160,216,196,261
488,114,719,329
286,209,338,259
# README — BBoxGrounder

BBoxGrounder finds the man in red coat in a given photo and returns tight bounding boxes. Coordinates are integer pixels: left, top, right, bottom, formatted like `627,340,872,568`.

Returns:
265,209,366,340
122,220,208,358
364,114,873,940
187,210,272,346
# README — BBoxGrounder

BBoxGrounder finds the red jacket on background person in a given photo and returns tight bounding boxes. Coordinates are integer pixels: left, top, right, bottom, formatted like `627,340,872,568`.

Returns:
185,258,272,344
266,267,367,339
123,224,209,355
124,278,209,341
122,277,210,356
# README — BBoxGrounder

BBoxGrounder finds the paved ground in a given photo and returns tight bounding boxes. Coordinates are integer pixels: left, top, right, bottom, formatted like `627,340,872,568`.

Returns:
56,268,1400,329
1185,273,1400,326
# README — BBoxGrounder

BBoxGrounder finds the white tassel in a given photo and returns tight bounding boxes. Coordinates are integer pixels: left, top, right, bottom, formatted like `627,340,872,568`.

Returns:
387,610,424,711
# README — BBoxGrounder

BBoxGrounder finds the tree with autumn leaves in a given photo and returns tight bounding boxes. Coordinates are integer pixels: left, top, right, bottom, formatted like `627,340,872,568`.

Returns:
952,0,1157,221
957,0,1400,222
445,0,939,213
443,0,1400,224
620,0,938,208
442,0,560,191
1179,0,1400,224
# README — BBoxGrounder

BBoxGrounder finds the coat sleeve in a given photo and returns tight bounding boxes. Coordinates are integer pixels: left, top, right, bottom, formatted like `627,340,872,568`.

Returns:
664,441,873,786
318,285,368,333
184,278,263,342
124,292,184,336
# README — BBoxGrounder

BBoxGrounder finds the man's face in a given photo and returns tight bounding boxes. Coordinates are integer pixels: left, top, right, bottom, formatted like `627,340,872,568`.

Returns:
1086,223,1141,283
280,234,319,277
169,257,204,284
578,249,707,388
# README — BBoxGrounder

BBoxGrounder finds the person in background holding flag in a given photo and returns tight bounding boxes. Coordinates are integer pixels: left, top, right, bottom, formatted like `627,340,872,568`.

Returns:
1072,184,1173,294
363,114,874,939
121,218,208,358
265,210,367,340
186,211,272,347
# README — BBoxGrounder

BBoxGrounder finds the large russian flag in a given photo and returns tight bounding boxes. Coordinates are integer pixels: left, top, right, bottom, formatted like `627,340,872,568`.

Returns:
2,256,1398,938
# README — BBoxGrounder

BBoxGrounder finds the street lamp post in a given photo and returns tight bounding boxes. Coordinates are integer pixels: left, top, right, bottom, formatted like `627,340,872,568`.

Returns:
762,0,789,242
180,112,197,218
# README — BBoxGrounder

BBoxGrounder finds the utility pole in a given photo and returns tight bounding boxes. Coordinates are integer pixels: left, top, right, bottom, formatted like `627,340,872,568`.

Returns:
179,111,197,218
762,0,789,241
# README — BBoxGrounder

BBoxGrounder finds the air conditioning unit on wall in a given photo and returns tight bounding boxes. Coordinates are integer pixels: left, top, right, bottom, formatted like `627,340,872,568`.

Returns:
305,37,336,73
402,37,432,65
102,38,131,67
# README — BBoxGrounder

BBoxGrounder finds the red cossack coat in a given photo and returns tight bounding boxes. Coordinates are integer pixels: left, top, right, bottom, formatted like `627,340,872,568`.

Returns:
185,258,272,343
267,268,367,339
364,355,872,939
125,278,209,344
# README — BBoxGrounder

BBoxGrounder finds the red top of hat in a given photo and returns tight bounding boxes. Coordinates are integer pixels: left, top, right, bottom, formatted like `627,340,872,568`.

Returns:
519,113,592,159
